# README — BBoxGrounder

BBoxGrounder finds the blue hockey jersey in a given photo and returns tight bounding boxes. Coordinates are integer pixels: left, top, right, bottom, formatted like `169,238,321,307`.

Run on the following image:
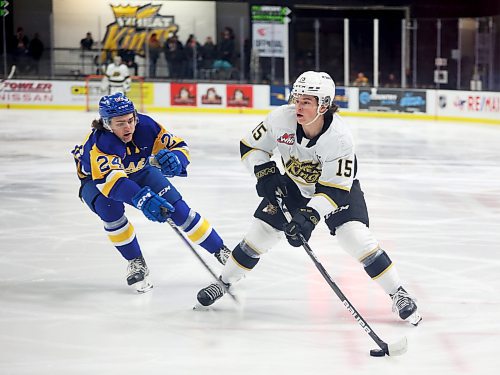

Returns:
71,113,189,204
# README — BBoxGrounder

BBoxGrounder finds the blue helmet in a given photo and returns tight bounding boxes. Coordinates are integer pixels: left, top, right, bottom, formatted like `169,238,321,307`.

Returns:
98,93,136,130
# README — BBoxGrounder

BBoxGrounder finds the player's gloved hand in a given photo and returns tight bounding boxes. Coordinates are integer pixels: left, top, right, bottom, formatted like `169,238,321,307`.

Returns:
132,186,175,223
254,161,287,205
284,207,320,247
155,149,182,177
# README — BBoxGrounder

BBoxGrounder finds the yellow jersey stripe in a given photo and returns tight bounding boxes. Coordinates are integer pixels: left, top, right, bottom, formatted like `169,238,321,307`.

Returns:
98,170,127,196
318,180,351,191
111,236,137,247
240,139,272,160
108,223,135,244
313,192,338,209
108,221,133,237
187,219,211,243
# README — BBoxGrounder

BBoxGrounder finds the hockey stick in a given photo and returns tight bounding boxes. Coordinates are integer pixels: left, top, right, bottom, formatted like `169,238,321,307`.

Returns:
275,194,407,357
0,65,16,91
6,65,16,80
162,213,239,304
152,156,238,304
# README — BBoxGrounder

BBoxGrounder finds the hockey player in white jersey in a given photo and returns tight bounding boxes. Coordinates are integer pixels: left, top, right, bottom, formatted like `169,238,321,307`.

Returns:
101,55,131,95
196,71,422,325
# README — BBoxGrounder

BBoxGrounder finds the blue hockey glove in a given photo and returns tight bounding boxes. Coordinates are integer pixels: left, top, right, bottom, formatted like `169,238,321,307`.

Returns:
132,186,175,223
254,161,287,205
155,149,182,177
284,207,320,247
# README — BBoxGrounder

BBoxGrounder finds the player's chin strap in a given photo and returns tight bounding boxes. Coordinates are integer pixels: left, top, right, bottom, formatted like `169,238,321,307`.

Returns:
301,106,329,127
275,190,408,357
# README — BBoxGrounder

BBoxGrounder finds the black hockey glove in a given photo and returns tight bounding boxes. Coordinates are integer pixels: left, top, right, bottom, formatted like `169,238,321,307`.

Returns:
254,161,286,205
284,207,320,247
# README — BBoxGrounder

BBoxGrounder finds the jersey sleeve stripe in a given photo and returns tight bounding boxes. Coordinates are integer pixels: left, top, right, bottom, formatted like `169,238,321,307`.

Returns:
97,169,128,196
240,139,272,160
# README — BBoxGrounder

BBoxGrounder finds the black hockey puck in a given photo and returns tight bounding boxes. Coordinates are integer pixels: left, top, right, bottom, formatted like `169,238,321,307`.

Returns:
370,349,386,357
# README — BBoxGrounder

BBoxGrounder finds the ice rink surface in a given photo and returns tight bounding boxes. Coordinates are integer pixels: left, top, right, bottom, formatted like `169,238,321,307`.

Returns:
0,109,499,374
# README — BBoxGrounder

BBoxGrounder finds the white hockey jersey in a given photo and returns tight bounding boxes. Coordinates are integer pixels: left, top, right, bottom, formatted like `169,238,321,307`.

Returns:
240,104,356,218
102,63,131,94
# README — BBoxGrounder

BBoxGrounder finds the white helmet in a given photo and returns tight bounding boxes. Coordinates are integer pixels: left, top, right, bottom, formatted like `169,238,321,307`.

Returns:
291,71,336,109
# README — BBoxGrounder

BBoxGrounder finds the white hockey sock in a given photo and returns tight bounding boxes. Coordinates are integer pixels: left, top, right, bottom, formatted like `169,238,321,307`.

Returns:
220,255,251,285
373,264,401,295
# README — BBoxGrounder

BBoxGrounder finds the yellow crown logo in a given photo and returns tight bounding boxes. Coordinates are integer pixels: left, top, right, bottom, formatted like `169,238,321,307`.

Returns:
111,5,140,18
136,5,161,19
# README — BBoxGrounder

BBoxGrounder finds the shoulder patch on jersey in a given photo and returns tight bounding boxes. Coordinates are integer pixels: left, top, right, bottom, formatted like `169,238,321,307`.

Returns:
277,133,295,145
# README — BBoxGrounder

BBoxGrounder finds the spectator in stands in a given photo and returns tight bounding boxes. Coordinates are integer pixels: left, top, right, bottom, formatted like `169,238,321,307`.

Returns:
243,38,251,80
215,27,235,68
11,27,29,73
119,49,138,76
184,34,201,79
164,35,186,79
28,32,44,75
353,72,369,87
148,33,162,78
201,36,217,70
80,32,94,50
384,73,398,88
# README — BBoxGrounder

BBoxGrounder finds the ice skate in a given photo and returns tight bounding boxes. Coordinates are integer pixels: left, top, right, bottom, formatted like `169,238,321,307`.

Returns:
214,245,231,265
391,286,422,325
127,256,153,293
194,277,229,308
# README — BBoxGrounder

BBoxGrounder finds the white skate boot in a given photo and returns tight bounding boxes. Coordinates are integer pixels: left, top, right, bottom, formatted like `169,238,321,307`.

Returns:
391,286,422,325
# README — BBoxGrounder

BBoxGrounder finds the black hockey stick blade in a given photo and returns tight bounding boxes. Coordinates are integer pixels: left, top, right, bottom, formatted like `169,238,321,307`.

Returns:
162,214,239,304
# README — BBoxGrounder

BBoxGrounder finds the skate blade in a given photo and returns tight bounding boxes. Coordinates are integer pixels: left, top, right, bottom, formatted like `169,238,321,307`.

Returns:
407,311,422,326
132,277,153,294
193,302,211,311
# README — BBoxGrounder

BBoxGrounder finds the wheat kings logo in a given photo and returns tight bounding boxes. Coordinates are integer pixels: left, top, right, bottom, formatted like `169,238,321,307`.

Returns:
101,4,178,62
285,155,321,184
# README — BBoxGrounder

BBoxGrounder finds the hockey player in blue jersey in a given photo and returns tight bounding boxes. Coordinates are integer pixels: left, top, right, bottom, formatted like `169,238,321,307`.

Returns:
71,93,230,293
